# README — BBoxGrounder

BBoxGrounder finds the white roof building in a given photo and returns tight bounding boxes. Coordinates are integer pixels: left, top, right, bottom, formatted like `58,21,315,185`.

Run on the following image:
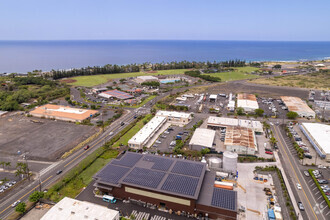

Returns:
128,116,167,149
281,96,315,118
209,94,217,100
135,75,159,84
227,100,235,111
237,93,259,112
189,128,216,150
207,116,263,133
300,123,330,161
156,110,192,126
41,197,119,220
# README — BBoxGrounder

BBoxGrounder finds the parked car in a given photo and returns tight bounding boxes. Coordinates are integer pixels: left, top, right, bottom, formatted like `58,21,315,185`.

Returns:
318,179,328,184
155,140,161,144
304,153,312,159
265,151,273,155
298,202,305,211
265,148,272,152
303,171,310,177
164,131,170,134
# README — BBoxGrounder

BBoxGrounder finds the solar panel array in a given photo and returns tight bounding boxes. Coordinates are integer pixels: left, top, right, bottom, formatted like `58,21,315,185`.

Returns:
211,188,237,211
96,164,130,184
123,167,166,189
171,161,204,177
111,153,142,167
104,90,134,100
161,174,199,196
143,156,174,171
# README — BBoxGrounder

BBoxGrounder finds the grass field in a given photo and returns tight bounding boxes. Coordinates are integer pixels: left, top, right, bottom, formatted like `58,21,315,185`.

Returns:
65,69,188,87
204,67,260,81
250,72,330,90
113,114,153,148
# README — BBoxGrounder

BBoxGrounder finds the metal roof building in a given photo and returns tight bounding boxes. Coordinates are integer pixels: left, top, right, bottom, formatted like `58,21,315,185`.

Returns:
128,116,167,149
207,116,263,134
224,126,257,155
98,90,134,100
41,197,119,220
94,152,237,220
189,128,216,150
135,75,159,84
237,93,259,112
281,96,315,118
300,123,330,161
156,110,192,126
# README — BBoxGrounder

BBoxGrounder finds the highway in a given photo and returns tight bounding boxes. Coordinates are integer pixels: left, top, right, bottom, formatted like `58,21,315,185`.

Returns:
272,124,327,220
0,109,137,219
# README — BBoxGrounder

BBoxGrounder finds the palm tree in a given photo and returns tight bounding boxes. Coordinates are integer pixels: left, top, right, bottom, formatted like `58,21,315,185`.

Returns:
1,177,9,184
5,162,11,170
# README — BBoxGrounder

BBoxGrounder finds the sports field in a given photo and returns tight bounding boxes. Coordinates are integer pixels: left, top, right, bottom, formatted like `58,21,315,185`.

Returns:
64,69,188,87
204,67,260,81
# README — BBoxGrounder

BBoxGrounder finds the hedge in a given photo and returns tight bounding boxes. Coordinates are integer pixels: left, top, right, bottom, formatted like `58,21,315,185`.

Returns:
308,169,330,208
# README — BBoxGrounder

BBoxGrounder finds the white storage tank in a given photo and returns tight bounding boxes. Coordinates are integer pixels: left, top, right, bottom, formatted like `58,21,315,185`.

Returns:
223,151,238,173
208,157,222,169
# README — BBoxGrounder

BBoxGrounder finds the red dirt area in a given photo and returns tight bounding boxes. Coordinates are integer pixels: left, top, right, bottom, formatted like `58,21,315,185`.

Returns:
61,79,77,83
146,71,158,73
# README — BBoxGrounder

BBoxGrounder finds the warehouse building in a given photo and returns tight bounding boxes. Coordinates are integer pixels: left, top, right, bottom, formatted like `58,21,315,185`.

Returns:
135,75,159,84
300,123,330,161
281,96,315,118
224,126,257,155
94,152,237,220
189,128,216,151
128,116,167,149
207,116,263,134
156,110,192,126
98,89,134,100
41,197,119,220
30,104,98,122
237,93,259,112
209,94,218,102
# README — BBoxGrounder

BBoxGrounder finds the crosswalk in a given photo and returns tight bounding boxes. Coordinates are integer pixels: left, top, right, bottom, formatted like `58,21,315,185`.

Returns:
39,161,61,176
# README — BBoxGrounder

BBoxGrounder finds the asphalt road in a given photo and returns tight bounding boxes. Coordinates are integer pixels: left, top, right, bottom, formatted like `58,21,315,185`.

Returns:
0,109,137,219
272,124,328,220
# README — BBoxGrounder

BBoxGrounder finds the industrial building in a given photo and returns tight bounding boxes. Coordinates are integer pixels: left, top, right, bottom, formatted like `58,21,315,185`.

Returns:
128,116,167,149
156,110,192,126
94,152,237,220
189,128,216,150
209,94,217,102
98,90,134,100
281,96,315,118
30,104,98,122
207,116,263,134
300,123,330,161
227,101,235,112
135,75,159,84
41,197,119,220
224,126,257,155
236,93,259,112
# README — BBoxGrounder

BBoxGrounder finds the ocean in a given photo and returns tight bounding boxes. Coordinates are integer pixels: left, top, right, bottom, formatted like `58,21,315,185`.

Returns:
0,40,330,73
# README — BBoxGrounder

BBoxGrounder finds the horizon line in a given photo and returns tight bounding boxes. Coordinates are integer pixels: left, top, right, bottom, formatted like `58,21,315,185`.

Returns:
1,39,330,42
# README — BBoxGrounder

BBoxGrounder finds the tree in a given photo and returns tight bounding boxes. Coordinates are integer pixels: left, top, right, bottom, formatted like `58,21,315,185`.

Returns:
273,64,282,69
270,137,277,146
255,108,264,117
15,162,31,180
29,191,44,202
236,107,245,116
201,148,210,155
287,111,298,119
15,202,26,214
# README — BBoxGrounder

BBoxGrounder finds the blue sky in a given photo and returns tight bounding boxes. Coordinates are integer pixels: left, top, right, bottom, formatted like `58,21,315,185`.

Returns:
1,0,330,41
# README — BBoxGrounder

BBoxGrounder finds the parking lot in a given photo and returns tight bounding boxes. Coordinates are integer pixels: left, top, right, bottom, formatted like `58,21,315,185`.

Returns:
257,97,288,118
0,172,20,194
0,115,97,161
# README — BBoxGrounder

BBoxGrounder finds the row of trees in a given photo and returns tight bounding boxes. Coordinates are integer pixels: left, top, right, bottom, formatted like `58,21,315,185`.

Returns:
184,70,221,82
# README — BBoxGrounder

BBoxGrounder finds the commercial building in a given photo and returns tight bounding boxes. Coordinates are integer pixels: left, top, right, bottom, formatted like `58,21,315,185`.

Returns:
128,116,167,149
224,126,257,155
92,87,107,94
281,96,315,118
300,123,330,161
209,94,217,102
207,116,263,134
237,93,259,112
41,197,119,220
227,101,235,112
135,75,159,84
156,110,192,126
94,152,237,220
98,90,134,100
30,104,98,122
189,128,216,150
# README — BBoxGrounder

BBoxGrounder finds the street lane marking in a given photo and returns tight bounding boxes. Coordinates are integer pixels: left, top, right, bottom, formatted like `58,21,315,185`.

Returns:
0,175,53,216
273,125,319,220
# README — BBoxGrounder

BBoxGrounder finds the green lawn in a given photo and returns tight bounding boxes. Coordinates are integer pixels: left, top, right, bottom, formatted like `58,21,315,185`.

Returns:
65,69,187,87
205,67,260,81
113,114,153,148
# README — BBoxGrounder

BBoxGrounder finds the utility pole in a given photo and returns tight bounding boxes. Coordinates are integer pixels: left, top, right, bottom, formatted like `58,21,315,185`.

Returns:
38,173,42,192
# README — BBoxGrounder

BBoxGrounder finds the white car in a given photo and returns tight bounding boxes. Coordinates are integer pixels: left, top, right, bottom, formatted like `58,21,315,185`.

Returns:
296,183,302,190
12,200,21,208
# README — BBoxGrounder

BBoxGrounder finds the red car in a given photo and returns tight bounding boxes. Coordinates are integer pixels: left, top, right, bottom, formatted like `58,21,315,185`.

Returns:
84,145,90,150
265,151,273,155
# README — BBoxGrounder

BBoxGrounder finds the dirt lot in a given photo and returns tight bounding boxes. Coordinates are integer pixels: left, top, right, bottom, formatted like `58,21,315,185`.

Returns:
0,115,97,161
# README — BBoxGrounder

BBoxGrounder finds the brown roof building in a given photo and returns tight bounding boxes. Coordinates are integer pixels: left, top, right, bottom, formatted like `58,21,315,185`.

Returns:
224,126,257,155
30,104,98,122
281,96,315,118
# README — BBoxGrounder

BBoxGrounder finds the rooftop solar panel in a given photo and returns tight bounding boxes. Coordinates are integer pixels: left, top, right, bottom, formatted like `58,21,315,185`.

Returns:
123,167,166,189
161,174,199,196
96,164,130,184
211,188,237,211
143,156,174,171
171,161,204,177
111,153,142,167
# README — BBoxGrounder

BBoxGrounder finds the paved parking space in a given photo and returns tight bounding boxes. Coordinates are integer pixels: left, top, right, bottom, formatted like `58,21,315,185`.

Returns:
257,97,288,118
